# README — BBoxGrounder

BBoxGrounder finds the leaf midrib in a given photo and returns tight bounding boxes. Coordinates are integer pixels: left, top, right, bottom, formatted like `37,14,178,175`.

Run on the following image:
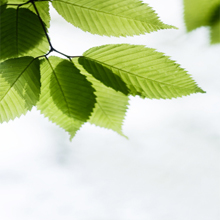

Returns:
0,58,35,102
84,57,195,90
46,58,73,119
95,99,120,131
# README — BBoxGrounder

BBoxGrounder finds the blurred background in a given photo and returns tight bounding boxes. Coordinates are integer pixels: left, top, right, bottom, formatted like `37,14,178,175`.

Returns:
0,0,220,219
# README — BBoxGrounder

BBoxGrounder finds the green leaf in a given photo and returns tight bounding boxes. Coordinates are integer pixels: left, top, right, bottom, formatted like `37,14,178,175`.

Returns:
24,1,51,28
79,44,205,99
184,0,220,31
210,19,220,44
78,56,129,95
0,0,7,4
0,0,7,14
210,5,220,44
0,7,49,61
7,0,51,28
52,0,176,37
0,57,40,122
37,56,96,139
73,58,129,137
7,0,25,3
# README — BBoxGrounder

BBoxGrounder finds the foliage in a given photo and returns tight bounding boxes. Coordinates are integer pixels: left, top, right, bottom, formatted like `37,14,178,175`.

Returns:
0,0,205,139
184,0,220,44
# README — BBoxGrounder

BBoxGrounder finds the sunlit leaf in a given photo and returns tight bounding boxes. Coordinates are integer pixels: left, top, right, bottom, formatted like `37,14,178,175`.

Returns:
37,56,96,139
52,0,176,37
73,58,128,137
79,44,205,99
184,0,220,30
0,57,40,122
210,19,220,43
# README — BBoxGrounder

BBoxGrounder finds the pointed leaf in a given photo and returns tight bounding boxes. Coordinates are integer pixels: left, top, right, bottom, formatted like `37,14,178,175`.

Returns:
37,56,96,139
52,0,176,37
0,8,49,61
79,44,205,99
0,57,40,122
73,58,128,137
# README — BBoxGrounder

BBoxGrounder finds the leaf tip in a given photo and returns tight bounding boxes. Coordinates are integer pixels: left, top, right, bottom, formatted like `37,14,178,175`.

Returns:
198,88,206,94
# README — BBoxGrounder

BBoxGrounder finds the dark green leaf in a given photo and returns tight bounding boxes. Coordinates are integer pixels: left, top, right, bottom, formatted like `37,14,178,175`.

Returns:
210,5,220,44
24,1,51,28
0,7,49,61
79,57,129,95
0,0,7,14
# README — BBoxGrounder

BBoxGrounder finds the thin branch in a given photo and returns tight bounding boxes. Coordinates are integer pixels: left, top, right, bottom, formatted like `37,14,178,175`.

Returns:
31,0,53,49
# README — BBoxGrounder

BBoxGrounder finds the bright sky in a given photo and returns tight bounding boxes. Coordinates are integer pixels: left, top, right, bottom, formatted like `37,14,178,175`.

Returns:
0,0,220,219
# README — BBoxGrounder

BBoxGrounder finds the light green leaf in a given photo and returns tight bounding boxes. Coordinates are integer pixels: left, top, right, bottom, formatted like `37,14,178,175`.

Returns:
79,44,205,99
184,0,220,31
7,0,25,3
52,0,176,37
0,57,40,122
73,58,128,137
210,19,220,44
0,7,49,61
37,56,96,139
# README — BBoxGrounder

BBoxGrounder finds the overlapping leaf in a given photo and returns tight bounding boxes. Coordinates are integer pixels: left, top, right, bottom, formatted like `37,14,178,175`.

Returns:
79,44,205,99
7,0,51,28
0,7,49,61
0,57,40,122
37,56,96,139
24,1,51,28
52,0,176,37
73,58,129,137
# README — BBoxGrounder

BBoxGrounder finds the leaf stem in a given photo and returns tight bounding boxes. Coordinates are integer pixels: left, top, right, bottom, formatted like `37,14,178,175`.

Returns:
8,0,81,60
30,0,53,49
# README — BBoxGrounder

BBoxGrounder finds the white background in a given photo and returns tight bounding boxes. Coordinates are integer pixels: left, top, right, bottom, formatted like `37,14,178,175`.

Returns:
0,0,220,219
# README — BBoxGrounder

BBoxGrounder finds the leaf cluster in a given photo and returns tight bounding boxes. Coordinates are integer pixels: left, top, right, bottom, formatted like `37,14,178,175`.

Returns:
0,0,205,139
